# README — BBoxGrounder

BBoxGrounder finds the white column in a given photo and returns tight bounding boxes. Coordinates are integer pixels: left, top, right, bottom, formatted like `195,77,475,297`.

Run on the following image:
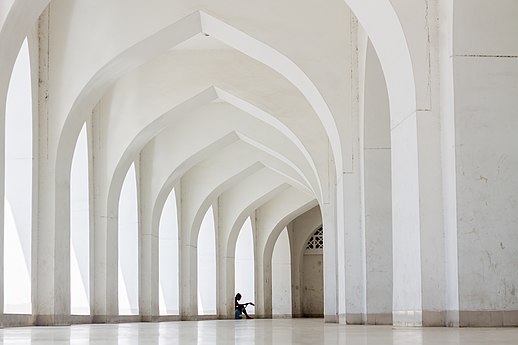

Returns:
91,105,118,323
178,179,198,320
139,151,159,321
35,10,70,324
360,41,393,325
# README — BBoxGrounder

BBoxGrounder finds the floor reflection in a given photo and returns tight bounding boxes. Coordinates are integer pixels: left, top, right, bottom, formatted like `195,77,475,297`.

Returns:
0,319,516,344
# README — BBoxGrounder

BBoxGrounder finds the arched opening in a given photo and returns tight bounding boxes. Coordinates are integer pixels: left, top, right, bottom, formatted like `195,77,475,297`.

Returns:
272,227,291,318
4,37,32,314
159,188,179,315
197,205,216,315
235,216,255,315
118,162,139,315
70,123,90,315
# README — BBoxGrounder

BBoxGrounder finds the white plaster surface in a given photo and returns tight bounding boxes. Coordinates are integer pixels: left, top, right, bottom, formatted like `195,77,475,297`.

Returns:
452,0,518,314
454,57,518,311
302,253,323,316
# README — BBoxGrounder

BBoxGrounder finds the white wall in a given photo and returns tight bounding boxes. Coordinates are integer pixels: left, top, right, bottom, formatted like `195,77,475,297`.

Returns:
452,0,518,325
272,228,291,317
302,252,323,316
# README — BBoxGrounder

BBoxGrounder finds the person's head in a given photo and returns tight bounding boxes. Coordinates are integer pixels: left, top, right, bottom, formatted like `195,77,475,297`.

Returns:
235,293,242,301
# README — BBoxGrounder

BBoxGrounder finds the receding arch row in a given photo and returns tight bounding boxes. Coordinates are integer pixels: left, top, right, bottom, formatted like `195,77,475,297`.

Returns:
53,18,340,319
95,84,325,318
1,0,422,322
92,82,322,316
143,143,319,318
39,8,341,314
99,89,323,317
106,87,321,219
253,190,319,317
141,157,319,319
142,125,318,317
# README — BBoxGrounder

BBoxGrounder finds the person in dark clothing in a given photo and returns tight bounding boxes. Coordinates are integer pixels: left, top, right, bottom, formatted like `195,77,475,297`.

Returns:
234,293,254,319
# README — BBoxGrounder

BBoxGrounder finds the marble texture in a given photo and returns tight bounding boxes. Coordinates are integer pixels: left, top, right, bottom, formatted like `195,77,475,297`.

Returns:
1,319,518,344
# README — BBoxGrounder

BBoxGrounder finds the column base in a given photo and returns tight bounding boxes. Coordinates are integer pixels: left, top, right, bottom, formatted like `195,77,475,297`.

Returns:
422,310,446,326
180,314,218,321
345,313,363,324
393,310,422,326
460,310,518,327
2,314,35,327
324,314,339,323
366,313,392,325
35,314,71,326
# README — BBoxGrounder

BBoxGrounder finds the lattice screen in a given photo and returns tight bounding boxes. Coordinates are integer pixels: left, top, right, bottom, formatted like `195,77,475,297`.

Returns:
305,226,323,250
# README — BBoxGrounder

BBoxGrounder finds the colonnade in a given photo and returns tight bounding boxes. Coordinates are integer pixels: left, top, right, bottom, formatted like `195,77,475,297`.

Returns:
0,0,517,328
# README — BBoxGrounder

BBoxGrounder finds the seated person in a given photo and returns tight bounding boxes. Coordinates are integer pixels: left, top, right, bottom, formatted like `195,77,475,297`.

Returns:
234,293,254,319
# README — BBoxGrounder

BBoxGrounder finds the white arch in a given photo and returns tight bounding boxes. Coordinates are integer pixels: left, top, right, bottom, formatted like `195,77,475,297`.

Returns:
152,135,312,245
254,195,319,317
345,0,422,325
106,87,320,236
56,11,337,202
345,0,417,119
215,176,298,317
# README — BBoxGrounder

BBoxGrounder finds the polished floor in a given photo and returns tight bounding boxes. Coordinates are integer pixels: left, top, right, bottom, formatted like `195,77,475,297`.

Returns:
1,319,517,344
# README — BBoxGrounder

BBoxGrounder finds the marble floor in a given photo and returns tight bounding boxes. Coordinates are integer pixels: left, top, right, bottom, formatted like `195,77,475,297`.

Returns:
1,319,517,344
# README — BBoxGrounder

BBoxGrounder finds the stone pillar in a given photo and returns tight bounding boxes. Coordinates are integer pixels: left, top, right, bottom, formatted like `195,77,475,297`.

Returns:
387,0,449,327
35,9,70,325
322,194,338,323
139,149,159,321
288,223,303,318
343,21,364,323
178,178,198,320
91,105,118,323
438,0,459,327
215,200,236,319
361,41,393,325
